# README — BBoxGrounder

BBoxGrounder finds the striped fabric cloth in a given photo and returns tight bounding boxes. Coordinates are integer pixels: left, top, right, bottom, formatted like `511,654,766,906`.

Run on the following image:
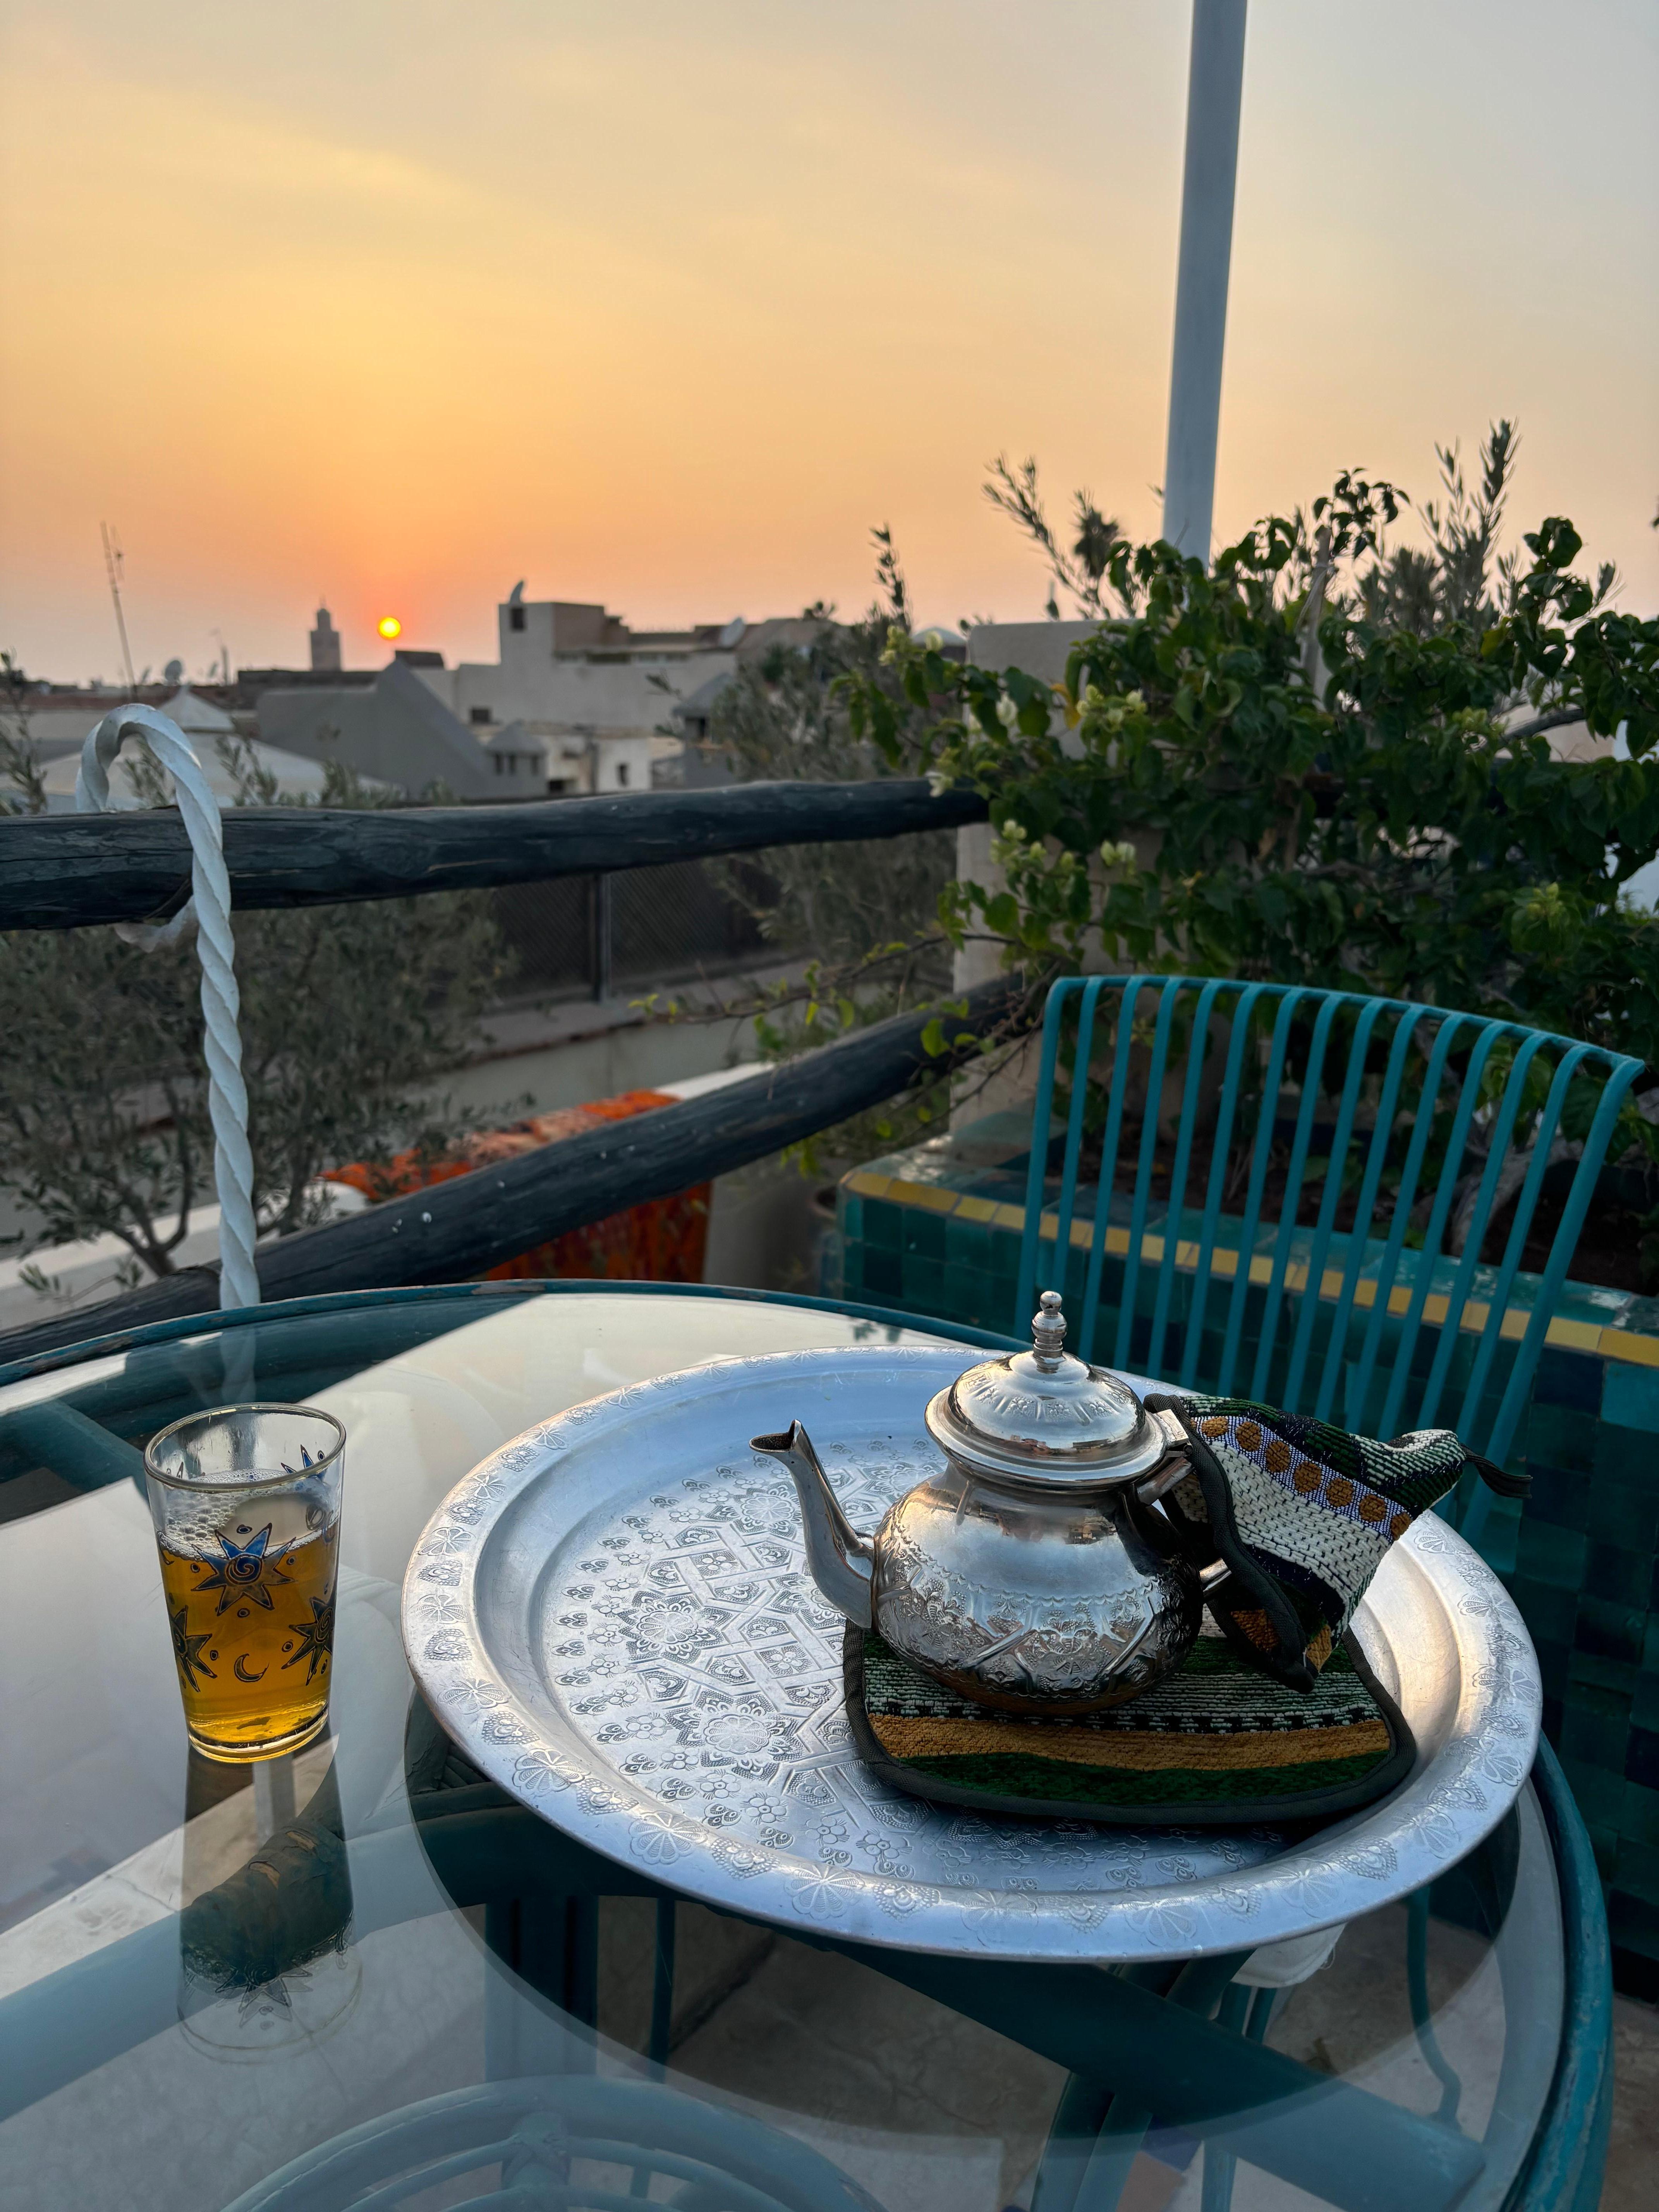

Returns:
850,1623,1412,1825
1147,1393,1525,1692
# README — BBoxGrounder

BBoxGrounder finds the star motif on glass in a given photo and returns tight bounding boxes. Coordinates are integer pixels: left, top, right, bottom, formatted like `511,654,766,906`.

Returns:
190,1524,294,1616
281,1592,335,1681
169,1601,215,1690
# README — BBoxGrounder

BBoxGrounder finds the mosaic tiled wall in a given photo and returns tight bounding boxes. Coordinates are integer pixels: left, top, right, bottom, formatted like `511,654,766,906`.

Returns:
838,1140,1659,1997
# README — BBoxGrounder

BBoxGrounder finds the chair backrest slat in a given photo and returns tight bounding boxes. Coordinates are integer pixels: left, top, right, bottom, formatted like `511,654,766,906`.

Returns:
1216,991,1306,1398
1249,991,1344,1404
1281,993,1390,1412
1079,976,1156,1361
1408,1026,1541,1437
1014,986,1070,1330
1310,1004,1432,1425
1464,1057,1642,1538
1446,1041,1587,1449
1345,1012,1475,1435
1147,977,1230,1378
1050,975,1108,1318
1115,980,1185,1370
1375,1019,1521,1443
1018,975,1642,1484
1180,979,1271,1389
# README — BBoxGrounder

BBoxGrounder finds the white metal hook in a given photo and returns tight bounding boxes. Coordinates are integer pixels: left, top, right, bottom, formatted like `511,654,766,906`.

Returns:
75,706,260,1310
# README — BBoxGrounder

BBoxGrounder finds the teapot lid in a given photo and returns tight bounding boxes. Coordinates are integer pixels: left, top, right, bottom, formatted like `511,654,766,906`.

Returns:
925,1292,1165,1486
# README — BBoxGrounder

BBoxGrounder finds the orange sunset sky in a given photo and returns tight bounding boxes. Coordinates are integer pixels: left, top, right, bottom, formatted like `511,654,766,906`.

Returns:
1,0,1654,682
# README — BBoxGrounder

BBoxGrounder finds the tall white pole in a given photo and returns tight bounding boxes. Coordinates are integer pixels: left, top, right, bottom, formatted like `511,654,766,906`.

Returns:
1161,0,1248,563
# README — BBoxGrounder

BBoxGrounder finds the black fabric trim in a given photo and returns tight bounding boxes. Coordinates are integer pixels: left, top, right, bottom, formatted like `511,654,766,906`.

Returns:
1465,1448,1530,1499
843,1624,1418,1831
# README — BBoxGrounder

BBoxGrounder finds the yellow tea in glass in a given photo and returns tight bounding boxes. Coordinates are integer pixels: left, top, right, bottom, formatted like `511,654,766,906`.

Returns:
144,1404,346,1762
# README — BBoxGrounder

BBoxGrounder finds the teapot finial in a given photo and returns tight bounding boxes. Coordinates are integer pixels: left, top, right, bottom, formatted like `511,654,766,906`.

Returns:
1031,1290,1067,1371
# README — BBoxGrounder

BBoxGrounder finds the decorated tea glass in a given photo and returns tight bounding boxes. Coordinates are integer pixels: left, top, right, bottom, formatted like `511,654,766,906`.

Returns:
143,1404,346,1762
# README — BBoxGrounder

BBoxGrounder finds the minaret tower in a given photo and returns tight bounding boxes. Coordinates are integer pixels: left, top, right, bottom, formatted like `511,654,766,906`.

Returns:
309,604,343,674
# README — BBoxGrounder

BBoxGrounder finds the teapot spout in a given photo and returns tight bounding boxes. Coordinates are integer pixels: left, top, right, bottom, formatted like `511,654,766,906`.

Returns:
751,1420,874,1630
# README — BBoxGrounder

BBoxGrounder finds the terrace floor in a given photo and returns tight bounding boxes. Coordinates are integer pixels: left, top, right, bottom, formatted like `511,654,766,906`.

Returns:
1606,1995,1659,2210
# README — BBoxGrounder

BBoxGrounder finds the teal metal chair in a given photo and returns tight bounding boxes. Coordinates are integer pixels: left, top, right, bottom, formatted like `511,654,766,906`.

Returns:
1017,975,1644,1525
1017,975,1633,2210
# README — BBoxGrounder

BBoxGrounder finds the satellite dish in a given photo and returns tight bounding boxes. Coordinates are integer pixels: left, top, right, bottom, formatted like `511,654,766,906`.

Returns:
507,580,526,606
718,617,746,649
163,658,184,684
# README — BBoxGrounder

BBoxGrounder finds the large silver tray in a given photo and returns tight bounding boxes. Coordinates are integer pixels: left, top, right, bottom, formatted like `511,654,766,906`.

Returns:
401,1346,1540,1964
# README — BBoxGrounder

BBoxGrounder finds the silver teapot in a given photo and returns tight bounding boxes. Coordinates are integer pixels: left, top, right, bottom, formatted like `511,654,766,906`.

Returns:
752,1292,1200,1716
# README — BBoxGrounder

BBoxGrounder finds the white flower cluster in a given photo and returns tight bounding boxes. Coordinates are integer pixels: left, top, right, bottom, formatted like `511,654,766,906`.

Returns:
1078,684,1146,731
989,818,1034,871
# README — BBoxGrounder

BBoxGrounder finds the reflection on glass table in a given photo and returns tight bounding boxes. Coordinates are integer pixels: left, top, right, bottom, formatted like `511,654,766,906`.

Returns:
0,1285,1611,2212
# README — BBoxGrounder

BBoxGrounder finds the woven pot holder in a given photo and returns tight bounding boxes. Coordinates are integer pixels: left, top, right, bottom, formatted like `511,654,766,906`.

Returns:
844,1622,1415,1827
1144,1394,1528,1693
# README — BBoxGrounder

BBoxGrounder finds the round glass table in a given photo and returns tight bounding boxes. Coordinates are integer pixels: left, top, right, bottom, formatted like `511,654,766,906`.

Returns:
0,1285,1610,2212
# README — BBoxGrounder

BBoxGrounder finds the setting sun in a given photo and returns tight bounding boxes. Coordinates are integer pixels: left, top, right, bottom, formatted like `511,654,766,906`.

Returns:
377,616,402,641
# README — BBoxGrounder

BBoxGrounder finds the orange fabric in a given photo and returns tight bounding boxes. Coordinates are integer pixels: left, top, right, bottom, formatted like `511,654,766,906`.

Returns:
323,1089,710,1283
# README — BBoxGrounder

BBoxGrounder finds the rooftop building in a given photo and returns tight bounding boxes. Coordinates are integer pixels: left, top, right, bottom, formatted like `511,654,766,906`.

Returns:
405,593,748,795
268,592,819,799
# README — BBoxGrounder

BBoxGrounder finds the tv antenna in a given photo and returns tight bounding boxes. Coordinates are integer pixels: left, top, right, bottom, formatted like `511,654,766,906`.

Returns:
100,522,138,696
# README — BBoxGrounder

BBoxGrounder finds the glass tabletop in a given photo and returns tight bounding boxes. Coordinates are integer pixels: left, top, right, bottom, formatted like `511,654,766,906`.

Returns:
0,1285,1568,2212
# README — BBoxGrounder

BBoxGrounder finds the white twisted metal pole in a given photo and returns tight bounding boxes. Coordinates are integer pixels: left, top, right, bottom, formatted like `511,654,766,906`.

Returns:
76,706,261,1310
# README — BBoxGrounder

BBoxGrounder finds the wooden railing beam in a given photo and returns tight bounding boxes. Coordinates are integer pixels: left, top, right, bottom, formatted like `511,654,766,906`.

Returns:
0,780,989,931
0,976,1024,1375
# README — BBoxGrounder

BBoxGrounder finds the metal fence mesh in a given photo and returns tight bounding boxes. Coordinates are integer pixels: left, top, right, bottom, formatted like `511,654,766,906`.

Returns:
490,857,781,1000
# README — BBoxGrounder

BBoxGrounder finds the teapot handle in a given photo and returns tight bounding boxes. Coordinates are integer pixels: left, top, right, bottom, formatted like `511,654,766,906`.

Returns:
1133,1406,1192,1505
1123,1408,1193,1561
1119,1480,1192,1563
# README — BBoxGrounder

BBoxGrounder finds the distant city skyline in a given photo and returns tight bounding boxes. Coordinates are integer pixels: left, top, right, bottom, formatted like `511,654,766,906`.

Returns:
1,0,1654,680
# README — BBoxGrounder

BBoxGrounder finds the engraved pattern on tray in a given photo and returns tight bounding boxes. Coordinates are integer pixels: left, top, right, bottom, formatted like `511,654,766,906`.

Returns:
531,1445,1270,1911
